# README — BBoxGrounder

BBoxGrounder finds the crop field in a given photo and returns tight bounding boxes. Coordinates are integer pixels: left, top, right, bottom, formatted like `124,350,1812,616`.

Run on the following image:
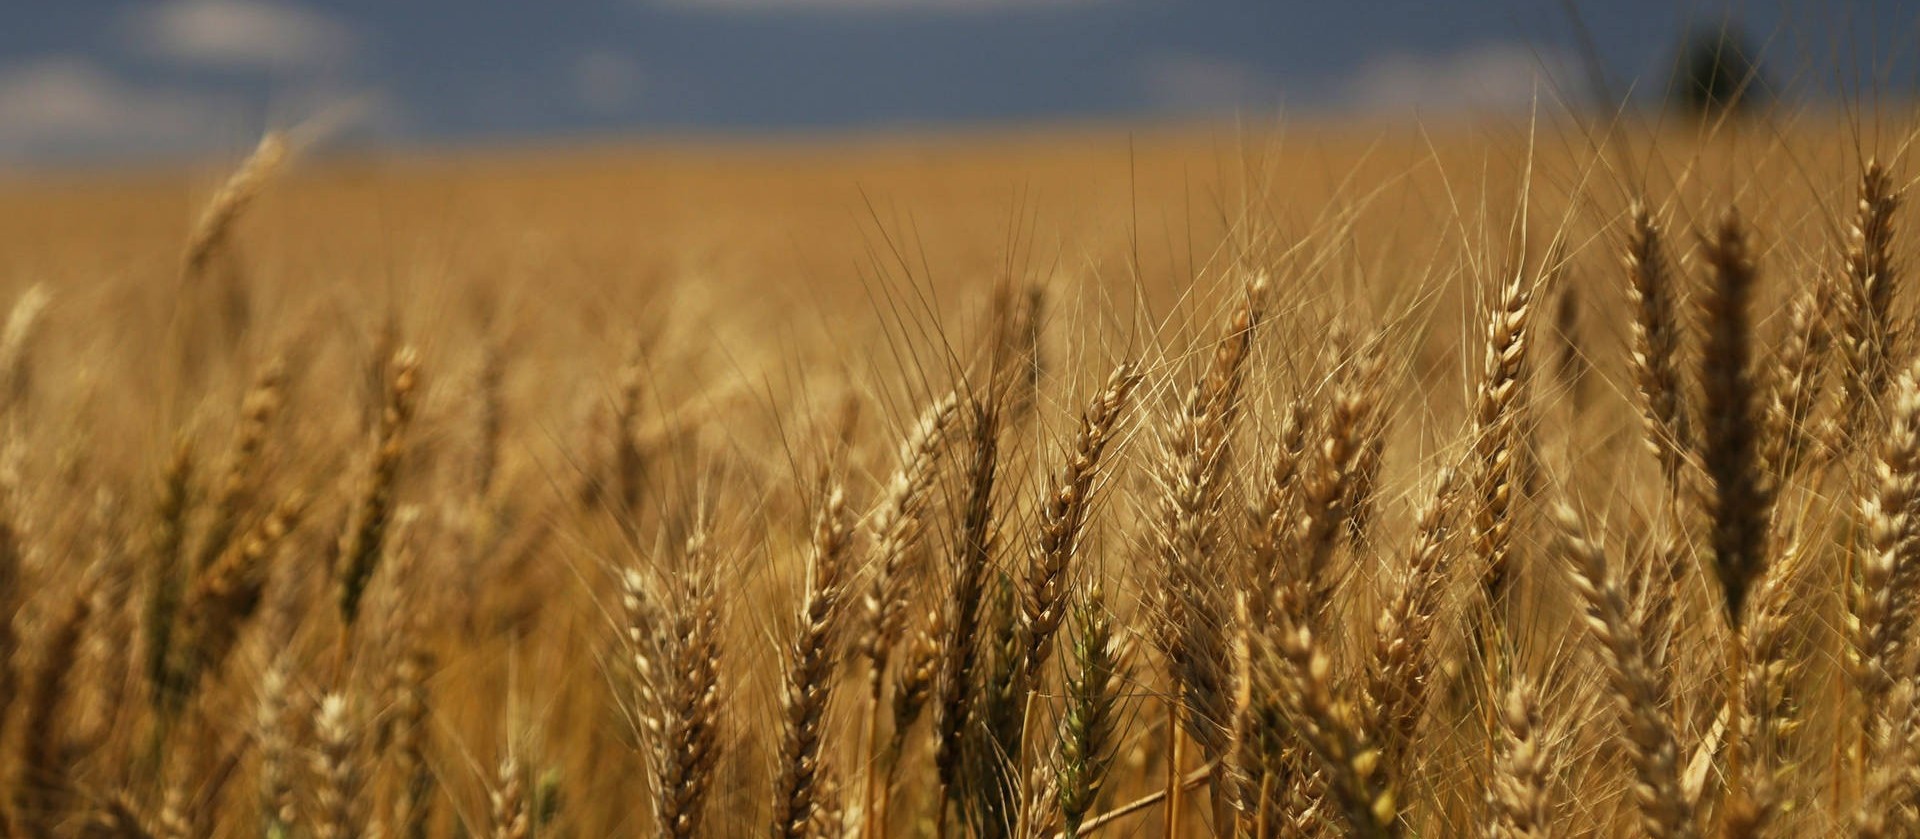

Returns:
0,115,1916,837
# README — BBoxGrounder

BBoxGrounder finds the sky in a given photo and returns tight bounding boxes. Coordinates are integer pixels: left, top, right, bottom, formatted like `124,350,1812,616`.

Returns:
0,0,1913,164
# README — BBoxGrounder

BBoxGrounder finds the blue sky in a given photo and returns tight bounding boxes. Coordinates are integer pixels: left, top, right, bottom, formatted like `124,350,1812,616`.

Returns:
0,1,1911,163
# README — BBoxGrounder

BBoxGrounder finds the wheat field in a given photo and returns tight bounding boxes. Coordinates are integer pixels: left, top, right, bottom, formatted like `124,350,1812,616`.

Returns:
0,115,1916,838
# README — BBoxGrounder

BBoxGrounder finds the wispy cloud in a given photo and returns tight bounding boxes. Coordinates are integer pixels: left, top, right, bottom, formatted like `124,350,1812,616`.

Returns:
654,0,1104,14
1344,43,1569,115
572,51,645,116
0,56,241,160
1140,54,1277,115
124,0,359,71
0,56,404,163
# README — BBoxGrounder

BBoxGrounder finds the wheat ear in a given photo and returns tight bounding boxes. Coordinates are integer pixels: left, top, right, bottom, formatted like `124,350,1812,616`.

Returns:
1248,395,1312,620
1762,274,1834,478
0,284,50,422
1694,209,1772,628
1623,202,1694,483
861,393,959,691
13,584,94,838
336,346,421,635
1054,583,1125,838
1850,360,1920,765
171,492,305,696
309,694,362,839
1470,267,1535,612
194,354,290,571
1552,503,1695,839
144,439,193,711
1022,362,1141,674
646,522,725,839
1725,544,1799,838
933,398,1001,807
1365,467,1459,764
1149,279,1265,832
1837,161,1903,446
772,480,854,839
181,133,287,282
1850,680,1918,838
860,393,958,839
1290,345,1386,612
1254,617,1399,839
1485,677,1551,839
491,756,530,839
257,655,295,839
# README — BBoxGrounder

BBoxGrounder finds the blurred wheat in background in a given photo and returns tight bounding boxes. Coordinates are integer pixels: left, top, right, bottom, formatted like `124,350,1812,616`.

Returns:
5,4,1920,837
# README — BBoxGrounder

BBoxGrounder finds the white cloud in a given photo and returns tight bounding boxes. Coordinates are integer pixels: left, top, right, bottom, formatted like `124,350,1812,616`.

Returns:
1141,54,1276,115
1344,43,1569,115
655,0,1101,13
126,0,358,71
0,57,401,163
572,51,645,115
0,57,241,160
